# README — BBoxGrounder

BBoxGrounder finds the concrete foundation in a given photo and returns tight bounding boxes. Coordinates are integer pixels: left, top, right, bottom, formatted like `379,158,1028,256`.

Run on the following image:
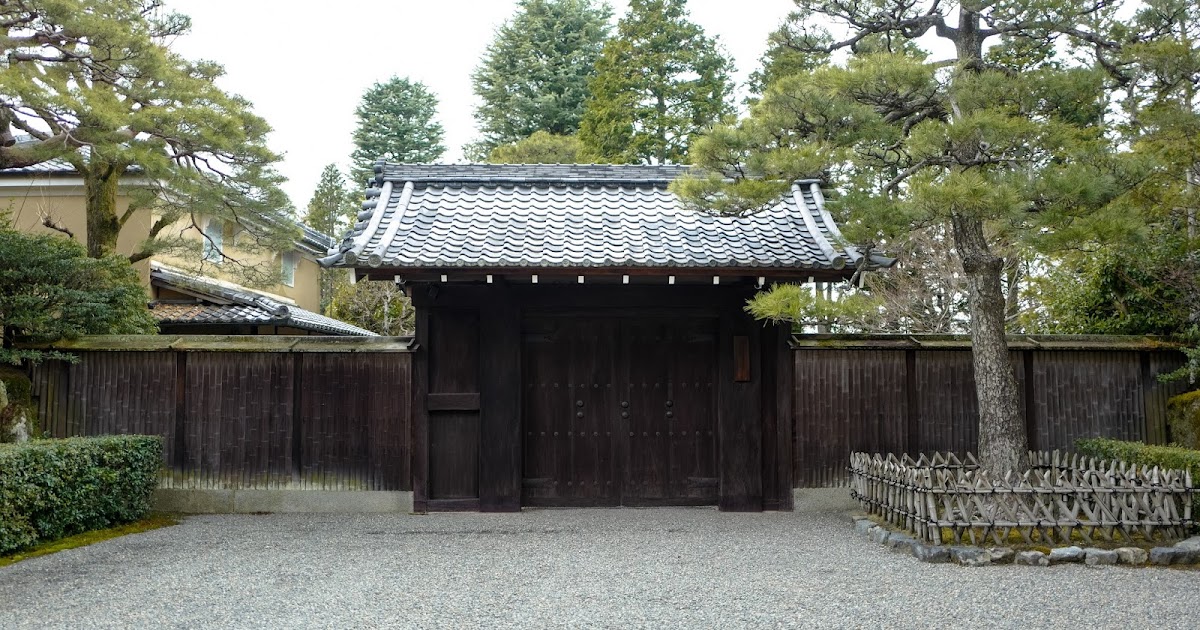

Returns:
154,489,414,514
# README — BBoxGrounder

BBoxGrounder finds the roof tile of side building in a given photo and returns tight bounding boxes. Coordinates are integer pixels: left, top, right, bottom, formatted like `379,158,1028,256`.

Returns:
149,263,376,336
323,162,892,273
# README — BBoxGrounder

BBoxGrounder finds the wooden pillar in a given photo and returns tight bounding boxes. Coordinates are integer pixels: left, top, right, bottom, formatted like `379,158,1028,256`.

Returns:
479,283,522,511
410,285,431,513
717,289,763,511
760,323,794,511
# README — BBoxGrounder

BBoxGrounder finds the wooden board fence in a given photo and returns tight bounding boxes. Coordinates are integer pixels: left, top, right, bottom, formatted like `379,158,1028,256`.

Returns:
793,336,1188,487
28,337,414,492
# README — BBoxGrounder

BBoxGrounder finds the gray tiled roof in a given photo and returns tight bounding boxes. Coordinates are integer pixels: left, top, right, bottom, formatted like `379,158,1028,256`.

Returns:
150,264,376,336
324,163,886,272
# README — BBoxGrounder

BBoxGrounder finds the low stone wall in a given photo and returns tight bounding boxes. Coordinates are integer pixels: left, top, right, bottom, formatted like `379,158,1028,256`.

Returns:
851,515,1200,567
849,451,1194,546
155,489,414,514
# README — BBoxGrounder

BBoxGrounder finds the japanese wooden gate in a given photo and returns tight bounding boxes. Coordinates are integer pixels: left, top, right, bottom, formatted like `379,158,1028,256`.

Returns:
410,283,792,513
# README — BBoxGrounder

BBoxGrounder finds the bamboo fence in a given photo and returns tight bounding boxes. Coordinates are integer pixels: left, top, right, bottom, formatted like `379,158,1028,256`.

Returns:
849,451,1194,545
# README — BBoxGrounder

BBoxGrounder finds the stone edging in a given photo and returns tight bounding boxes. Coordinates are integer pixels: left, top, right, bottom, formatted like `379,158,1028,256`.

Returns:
852,517,1200,567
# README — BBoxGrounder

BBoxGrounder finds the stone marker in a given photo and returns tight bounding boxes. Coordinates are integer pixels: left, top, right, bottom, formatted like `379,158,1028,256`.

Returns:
1015,551,1050,566
1114,547,1149,565
1048,546,1085,563
1084,549,1119,566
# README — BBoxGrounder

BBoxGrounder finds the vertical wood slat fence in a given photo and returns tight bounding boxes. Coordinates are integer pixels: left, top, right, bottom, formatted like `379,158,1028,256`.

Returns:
849,451,1194,545
28,337,414,492
793,336,1188,488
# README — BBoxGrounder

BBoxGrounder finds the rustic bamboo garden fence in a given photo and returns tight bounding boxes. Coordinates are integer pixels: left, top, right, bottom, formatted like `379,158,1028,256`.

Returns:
849,451,1194,546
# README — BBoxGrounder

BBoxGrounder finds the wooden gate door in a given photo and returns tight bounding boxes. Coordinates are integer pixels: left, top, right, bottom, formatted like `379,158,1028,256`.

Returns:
623,318,718,505
522,317,620,506
522,316,717,507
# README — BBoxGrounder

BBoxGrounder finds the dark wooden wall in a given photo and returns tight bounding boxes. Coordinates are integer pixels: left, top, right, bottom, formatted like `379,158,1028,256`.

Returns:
29,333,1179,501
30,347,412,491
792,341,1187,487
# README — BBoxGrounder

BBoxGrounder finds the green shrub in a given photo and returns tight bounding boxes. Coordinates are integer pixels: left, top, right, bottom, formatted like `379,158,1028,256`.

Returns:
1076,437,1200,475
0,436,162,555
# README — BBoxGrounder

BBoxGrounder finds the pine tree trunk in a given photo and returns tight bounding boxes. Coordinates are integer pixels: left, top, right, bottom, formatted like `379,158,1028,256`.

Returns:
951,214,1029,476
84,168,122,259
947,8,1030,477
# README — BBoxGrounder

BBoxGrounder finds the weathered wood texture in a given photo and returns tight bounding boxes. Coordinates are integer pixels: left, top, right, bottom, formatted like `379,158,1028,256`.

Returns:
29,347,412,491
521,316,719,507
850,451,1194,545
795,344,1186,487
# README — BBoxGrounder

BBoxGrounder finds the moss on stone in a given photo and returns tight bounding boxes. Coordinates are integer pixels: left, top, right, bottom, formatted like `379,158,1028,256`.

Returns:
1167,390,1200,449
0,367,36,442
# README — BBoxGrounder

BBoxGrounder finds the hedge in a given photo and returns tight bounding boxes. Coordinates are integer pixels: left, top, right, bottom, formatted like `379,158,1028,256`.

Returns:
0,435,162,555
1076,438,1200,475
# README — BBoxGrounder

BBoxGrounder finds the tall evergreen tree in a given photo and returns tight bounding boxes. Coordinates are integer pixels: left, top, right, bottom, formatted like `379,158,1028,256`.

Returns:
676,0,1171,476
1027,0,1200,336
578,0,735,164
303,164,358,312
486,131,587,164
471,0,612,154
0,0,294,282
349,77,444,183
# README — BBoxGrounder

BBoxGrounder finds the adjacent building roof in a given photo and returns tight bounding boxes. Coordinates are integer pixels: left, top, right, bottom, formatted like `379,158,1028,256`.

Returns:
322,163,891,275
149,264,376,336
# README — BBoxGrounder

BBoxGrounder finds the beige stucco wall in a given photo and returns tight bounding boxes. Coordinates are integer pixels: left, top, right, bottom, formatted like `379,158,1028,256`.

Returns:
0,179,321,312
1,181,154,283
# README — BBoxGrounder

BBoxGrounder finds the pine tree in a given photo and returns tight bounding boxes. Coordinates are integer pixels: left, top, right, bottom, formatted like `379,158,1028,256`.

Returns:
0,0,294,281
349,77,444,183
676,0,1173,476
578,0,735,164
471,0,612,154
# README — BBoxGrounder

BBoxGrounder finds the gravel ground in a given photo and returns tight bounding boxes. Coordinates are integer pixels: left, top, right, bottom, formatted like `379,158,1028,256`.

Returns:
1,489,1195,629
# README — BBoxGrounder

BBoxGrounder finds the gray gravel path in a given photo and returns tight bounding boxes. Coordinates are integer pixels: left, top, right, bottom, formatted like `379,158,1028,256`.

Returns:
1,489,1195,629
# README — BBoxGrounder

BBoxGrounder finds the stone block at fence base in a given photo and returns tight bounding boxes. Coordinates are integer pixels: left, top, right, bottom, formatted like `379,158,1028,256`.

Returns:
1150,547,1191,566
886,533,915,553
911,543,951,563
950,546,992,567
1114,547,1149,565
1084,549,1119,566
1048,546,1085,563
854,519,874,537
987,547,1014,563
868,526,891,545
1175,536,1200,552
1015,551,1049,566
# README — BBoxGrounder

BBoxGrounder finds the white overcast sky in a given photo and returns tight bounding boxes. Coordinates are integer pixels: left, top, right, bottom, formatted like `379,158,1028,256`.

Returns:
165,0,798,211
